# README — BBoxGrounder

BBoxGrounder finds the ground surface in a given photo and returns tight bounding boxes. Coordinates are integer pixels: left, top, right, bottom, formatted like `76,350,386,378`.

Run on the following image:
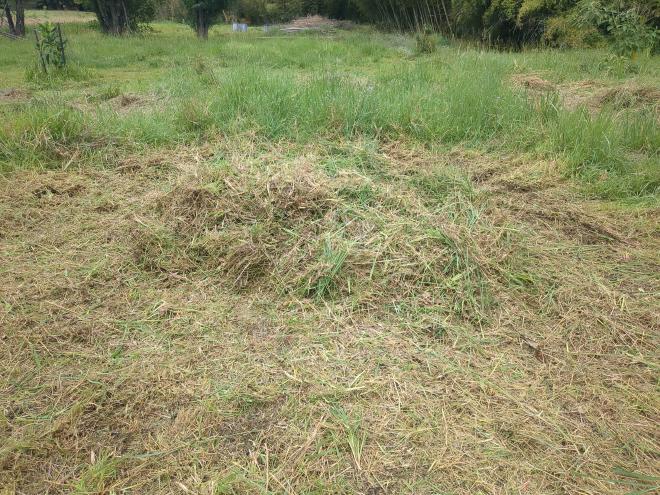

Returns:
24,9,96,25
1,19,659,495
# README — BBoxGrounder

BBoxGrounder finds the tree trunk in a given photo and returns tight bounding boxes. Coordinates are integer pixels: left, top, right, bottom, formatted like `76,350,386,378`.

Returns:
4,2,16,35
109,2,120,34
121,0,131,33
15,0,24,37
92,0,131,35
195,7,208,39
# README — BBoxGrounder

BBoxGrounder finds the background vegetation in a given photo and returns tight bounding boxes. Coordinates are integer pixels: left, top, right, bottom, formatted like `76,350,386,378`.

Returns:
16,1,660,48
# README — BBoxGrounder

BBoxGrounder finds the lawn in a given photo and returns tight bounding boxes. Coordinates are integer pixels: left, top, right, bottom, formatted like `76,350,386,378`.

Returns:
0,16,659,495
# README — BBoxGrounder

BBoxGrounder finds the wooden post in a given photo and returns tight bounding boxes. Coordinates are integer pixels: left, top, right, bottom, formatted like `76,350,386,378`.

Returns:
15,0,24,36
34,30,47,74
56,24,66,67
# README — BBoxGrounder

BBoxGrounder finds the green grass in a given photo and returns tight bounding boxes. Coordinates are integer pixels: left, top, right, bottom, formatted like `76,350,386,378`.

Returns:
1,21,658,200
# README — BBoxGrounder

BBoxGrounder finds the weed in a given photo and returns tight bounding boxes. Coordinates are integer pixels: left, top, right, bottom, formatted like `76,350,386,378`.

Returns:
331,407,367,470
94,84,122,101
306,238,350,300
177,99,214,134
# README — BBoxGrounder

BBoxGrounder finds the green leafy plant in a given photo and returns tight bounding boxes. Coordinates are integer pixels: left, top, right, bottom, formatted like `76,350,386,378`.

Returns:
578,1,658,59
331,407,367,470
35,22,67,72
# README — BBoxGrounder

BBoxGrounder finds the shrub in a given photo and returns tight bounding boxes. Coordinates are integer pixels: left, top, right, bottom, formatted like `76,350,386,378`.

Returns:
415,27,438,54
543,14,603,48
578,0,658,58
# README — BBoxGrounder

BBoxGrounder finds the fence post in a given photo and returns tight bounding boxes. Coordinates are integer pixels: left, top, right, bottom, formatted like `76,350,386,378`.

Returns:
34,30,48,74
56,24,66,67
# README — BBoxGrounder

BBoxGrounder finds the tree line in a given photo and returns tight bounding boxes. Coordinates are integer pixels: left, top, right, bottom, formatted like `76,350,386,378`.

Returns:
3,0,658,49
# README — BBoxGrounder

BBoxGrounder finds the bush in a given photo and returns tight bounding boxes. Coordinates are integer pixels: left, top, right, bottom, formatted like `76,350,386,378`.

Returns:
543,15,603,48
578,0,658,58
415,27,437,54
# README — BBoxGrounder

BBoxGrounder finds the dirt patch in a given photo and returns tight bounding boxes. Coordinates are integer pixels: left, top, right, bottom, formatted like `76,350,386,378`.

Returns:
0,88,30,102
33,183,84,199
282,15,351,33
290,15,337,29
519,203,624,244
24,10,96,25
107,93,161,113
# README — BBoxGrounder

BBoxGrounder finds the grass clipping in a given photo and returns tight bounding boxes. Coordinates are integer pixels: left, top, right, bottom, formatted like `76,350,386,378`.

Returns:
136,157,491,317
1,142,658,494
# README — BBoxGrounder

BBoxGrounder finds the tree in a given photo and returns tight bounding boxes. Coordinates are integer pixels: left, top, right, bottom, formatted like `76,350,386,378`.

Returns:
15,0,24,36
37,0,86,9
3,0,25,37
183,0,229,39
85,0,159,34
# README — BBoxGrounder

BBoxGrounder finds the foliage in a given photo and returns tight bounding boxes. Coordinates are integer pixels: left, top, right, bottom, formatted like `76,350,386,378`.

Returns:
226,0,355,23
36,0,86,9
211,0,659,49
156,0,187,21
577,0,658,58
84,0,160,34
542,13,603,48
35,22,67,70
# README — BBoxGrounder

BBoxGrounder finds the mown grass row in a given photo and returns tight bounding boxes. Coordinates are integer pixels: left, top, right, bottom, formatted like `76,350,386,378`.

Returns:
1,24,658,199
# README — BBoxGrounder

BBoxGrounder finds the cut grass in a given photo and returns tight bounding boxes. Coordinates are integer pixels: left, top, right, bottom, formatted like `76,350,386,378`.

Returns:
1,138,658,494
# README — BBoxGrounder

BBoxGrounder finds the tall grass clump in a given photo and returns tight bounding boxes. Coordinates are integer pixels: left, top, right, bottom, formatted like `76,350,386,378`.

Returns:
415,27,437,54
544,105,659,198
0,104,92,170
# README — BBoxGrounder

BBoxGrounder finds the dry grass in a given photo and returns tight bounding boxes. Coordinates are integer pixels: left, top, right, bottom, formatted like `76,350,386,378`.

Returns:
282,15,345,33
1,137,658,494
512,73,660,117
0,88,31,104
23,10,96,26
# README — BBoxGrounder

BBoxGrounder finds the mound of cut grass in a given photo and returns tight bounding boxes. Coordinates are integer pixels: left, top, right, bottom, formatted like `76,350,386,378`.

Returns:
135,151,492,319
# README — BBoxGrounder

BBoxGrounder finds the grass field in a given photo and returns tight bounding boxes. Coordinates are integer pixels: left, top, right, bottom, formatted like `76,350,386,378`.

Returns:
22,9,97,25
1,15,659,495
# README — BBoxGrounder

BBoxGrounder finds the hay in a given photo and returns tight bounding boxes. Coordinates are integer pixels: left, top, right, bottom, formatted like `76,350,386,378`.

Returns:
594,85,660,109
1,140,658,494
140,157,488,314
512,74,660,116
510,74,556,92
281,15,352,33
